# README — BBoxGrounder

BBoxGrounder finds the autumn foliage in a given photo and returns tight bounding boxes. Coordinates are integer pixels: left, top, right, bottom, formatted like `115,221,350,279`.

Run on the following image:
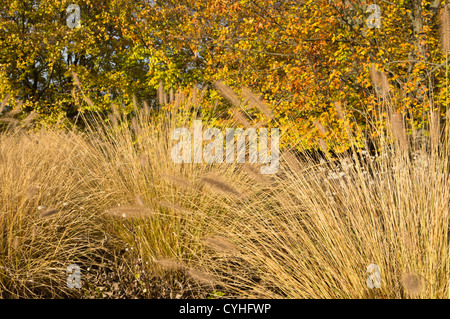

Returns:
1,0,449,150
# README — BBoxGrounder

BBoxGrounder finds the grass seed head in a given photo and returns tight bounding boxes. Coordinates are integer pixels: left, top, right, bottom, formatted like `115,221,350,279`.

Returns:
401,273,422,296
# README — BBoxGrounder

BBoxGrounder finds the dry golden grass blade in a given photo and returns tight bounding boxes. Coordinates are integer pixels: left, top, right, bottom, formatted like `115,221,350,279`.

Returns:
103,205,154,219
30,226,36,241
179,91,186,110
254,122,268,129
333,101,354,139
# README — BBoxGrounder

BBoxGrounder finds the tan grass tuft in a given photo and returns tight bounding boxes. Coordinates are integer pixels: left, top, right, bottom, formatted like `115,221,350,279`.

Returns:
83,95,95,108
139,154,149,168
242,87,273,120
111,102,120,119
0,117,19,125
169,87,175,104
103,205,154,219
71,73,95,107
72,72,82,90
131,116,140,135
370,63,380,87
25,185,40,199
204,235,239,254
135,195,145,207
283,150,303,173
159,200,193,216
430,110,441,147
200,174,242,198
158,80,167,106
22,111,38,126
132,94,138,111
4,100,22,117
390,112,409,151
187,268,216,285
441,4,450,54
243,163,271,185
159,173,197,190
370,64,390,99
174,92,181,110
12,236,20,250
401,273,422,296
313,120,328,135
333,101,345,120
0,93,10,114
192,85,198,108
232,109,252,129
379,72,390,98
213,81,241,108
143,100,150,115
155,258,186,270
318,139,328,153
38,208,59,218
